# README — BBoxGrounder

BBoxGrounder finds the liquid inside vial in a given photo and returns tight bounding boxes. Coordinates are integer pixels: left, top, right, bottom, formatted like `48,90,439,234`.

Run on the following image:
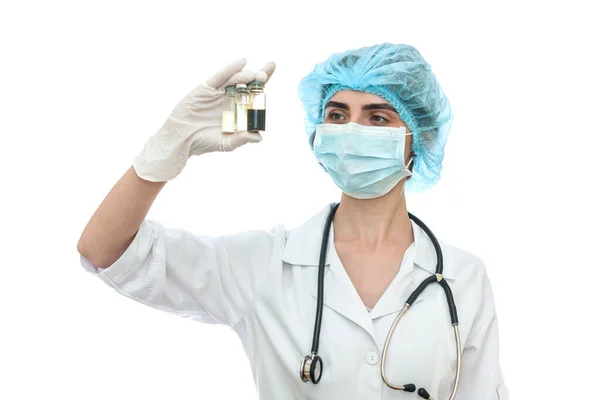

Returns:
247,109,266,132
236,103,248,131
222,110,236,133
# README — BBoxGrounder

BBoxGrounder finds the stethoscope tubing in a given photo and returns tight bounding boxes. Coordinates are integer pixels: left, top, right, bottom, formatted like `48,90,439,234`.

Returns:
311,202,338,354
306,203,462,400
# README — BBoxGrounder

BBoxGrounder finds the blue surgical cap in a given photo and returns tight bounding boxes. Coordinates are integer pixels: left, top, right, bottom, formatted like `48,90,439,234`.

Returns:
298,42,453,193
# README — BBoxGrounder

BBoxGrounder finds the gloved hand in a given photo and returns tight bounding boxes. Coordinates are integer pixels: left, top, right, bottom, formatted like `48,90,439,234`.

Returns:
133,58,276,182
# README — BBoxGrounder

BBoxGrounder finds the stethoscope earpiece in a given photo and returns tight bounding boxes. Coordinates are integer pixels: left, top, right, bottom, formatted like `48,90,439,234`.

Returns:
403,384,416,392
418,388,432,399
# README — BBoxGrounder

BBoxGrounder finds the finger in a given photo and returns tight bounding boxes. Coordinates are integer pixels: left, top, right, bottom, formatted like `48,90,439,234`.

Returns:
205,58,247,88
255,71,268,83
230,130,263,147
220,69,257,88
258,62,276,84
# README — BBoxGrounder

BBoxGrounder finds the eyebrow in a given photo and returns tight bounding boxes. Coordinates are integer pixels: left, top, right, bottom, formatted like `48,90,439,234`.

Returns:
325,101,398,114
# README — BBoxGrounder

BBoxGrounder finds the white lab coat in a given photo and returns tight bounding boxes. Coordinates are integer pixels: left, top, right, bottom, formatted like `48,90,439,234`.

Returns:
80,203,509,399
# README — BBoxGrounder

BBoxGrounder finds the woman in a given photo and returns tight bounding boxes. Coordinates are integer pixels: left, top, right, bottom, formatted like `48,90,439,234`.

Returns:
77,43,508,399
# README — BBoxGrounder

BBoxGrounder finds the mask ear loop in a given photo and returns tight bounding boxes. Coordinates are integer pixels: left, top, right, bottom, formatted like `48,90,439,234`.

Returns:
406,151,416,176
403,128,415,174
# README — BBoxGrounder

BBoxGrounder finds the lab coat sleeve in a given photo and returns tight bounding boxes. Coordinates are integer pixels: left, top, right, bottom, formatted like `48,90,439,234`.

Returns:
80,219,283,327
456,265,509,399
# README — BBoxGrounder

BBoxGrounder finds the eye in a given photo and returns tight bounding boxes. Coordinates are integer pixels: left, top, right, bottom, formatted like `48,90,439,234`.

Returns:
370,115,390,124
326,111,346,121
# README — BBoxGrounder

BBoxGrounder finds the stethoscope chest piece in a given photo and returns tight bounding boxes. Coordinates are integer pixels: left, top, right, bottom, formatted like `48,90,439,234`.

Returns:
300,353,323,384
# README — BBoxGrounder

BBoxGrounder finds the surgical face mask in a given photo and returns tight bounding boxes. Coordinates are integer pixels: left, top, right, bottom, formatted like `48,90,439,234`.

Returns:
314,122,413,199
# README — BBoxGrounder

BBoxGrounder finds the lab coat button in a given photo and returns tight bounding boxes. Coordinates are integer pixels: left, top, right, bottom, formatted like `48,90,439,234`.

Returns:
366,352,379,365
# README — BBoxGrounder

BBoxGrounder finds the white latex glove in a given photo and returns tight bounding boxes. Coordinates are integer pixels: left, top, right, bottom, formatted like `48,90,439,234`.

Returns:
133,58,276,182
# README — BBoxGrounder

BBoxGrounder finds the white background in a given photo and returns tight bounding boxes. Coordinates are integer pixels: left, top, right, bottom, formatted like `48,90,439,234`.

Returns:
1,0,599,398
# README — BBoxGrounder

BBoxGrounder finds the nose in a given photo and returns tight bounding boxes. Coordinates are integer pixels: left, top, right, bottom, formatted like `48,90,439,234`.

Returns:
348,116,363,125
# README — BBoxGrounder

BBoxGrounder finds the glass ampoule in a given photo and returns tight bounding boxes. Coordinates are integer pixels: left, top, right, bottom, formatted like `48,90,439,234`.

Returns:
221,85,237,133
234,83,250,132
247,81,266,132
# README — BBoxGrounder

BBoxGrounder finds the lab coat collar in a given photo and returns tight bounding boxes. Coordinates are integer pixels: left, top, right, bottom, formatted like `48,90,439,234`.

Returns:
282,204,335,267
282,203,455,281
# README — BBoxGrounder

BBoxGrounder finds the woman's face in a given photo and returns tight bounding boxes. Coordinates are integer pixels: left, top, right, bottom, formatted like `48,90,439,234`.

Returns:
323,90,413,169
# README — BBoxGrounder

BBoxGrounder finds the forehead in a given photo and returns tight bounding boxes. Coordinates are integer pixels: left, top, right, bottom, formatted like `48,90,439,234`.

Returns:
327,90,391,107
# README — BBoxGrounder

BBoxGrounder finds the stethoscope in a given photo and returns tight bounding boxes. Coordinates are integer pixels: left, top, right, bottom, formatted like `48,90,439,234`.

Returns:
300,203,463,400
